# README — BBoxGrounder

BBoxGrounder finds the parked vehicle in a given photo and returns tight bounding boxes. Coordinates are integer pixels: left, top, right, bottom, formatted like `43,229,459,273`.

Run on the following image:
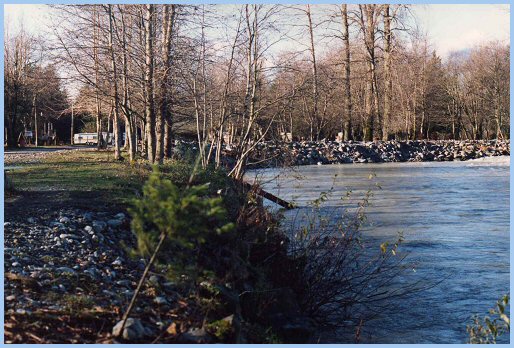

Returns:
74,132,114,145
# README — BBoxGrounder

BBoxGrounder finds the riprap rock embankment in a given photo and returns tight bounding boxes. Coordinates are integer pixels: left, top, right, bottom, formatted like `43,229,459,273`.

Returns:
248,140,510,167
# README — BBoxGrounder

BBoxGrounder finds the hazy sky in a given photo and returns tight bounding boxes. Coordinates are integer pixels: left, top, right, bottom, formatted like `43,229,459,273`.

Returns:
4,3,510,59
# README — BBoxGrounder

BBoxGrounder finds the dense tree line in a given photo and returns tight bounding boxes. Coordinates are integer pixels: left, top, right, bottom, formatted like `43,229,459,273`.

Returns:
4,4,510,175
4,26,68,147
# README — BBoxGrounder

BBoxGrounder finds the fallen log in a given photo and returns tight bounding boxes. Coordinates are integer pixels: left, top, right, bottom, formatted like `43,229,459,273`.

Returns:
243,181,295,209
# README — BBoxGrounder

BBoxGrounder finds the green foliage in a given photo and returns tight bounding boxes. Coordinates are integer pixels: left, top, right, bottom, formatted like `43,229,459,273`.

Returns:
206,317,234,341
467,294,510,344
129,166,234,265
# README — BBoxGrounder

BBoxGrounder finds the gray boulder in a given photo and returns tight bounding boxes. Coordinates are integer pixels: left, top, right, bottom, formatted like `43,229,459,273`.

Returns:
112,318,146,340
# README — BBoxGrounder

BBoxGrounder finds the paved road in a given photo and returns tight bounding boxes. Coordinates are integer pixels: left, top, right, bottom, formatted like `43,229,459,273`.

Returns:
4,145,94,155
4,146,96,167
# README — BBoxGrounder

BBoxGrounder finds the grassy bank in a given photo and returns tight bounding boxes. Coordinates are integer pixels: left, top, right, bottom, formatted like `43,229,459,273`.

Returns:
5,148,310,344
7,150,147,205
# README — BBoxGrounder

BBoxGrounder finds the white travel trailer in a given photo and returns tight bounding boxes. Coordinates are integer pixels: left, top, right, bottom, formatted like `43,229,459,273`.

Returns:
74,132,114,145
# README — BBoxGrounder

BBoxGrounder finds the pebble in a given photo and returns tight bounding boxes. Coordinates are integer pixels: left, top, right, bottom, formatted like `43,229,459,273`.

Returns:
154,296,168,305
56,267,76,275
92,221,107,233
116,279,132,288
115,213,126,220
107,219,123,228
112,318,146,340
5,207,192,343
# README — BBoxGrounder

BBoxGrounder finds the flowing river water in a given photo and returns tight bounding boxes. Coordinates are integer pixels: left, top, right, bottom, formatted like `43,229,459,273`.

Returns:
249,156,510,344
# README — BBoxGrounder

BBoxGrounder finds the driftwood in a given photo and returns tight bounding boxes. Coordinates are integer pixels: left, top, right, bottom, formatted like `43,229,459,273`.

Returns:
243,181,295,209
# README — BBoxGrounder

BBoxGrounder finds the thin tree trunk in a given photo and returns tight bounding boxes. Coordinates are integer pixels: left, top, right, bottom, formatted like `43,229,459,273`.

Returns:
306,4,319,141
156,5,176,164
108,4,122,160
341,4,352,141
144,4,156,163
382,4,392,141
360,5,377,141
93,7,103,150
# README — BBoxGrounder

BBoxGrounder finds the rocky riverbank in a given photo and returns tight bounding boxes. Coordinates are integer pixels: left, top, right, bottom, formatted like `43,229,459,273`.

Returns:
5,192,312,343
5,209,163,343
246,139,510,167
5,209,251,343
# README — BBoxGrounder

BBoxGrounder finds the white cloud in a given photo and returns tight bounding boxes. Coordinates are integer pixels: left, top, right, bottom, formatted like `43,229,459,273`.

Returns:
413,4,510,57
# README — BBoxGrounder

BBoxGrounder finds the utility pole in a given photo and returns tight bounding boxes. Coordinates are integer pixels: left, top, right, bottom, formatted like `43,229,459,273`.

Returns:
70,103,74,145
33,96,38,146
35,110,39,147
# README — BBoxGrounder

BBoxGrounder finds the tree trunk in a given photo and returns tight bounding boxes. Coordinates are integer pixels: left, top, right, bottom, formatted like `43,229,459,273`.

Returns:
306,5,319,141
156,5,176,164
108,4,122,160
360,5,377,141
341,4,352,141
144,4,156,163
117,5,135,162
93,7,103,150
382,4,392,141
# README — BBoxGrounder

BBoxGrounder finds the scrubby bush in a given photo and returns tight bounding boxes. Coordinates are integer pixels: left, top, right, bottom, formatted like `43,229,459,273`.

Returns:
467,294,510,344
129,166,234,278
279,175,425,332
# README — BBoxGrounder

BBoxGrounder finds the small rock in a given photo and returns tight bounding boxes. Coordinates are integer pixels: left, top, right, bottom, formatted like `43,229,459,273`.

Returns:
56,267,76,275
60,234,80,240
107,219,123,228
50,222,66,230
114,213,126,220
112,318,146,340
154,296,168,305
27,217,36,224
92,221,107,233
149,275,160,285
178,327,213,344
116,280,132,288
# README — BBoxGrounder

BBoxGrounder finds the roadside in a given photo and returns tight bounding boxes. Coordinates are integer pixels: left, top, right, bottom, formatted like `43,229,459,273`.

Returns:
5,146,95,166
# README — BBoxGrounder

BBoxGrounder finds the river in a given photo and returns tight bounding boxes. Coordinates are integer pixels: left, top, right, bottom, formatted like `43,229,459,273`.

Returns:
249,156,510,344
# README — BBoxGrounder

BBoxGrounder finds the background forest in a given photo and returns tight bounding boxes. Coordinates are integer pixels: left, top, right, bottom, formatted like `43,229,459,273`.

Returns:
4,4,510,161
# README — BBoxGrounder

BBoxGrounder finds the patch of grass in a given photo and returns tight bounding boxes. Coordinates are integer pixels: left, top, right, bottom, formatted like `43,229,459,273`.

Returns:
206,317,234,341
45,292,95,315
5,171,16,196
8,150,149,205
61,294,95,314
